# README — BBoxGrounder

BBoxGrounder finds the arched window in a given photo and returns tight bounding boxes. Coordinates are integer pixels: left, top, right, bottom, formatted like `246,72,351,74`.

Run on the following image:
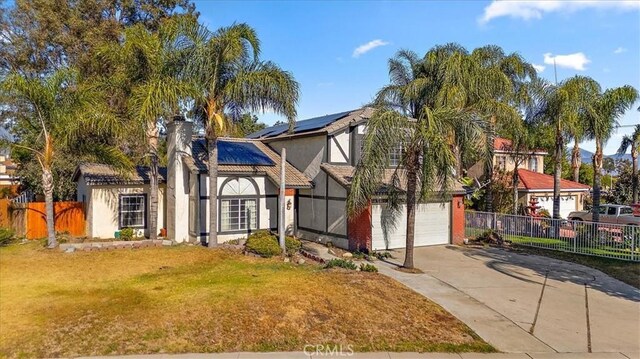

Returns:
219,177,259,232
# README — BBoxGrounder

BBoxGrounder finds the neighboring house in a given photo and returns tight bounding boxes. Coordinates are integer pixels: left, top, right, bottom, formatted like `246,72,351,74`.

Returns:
467,137,590,219
467,137,547,177
75,108,468,251
0,154,19,187
249,107,468,251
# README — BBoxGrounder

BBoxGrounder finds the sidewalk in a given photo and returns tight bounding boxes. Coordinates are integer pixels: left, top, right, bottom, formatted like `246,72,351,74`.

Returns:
81,351,639,358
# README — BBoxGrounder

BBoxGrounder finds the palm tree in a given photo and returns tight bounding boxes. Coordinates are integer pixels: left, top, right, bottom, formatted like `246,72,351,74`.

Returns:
586,86,639,221
463,46,536,212
529,76,600,219
348,47,484,269
98,20,196,240
1,69,128,247
618,124,640,203
568,120,587,183
184,23,299,247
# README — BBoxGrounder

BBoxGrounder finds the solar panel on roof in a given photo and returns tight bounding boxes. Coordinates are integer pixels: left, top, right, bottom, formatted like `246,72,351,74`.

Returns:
246,110,353,139
217,140,275,166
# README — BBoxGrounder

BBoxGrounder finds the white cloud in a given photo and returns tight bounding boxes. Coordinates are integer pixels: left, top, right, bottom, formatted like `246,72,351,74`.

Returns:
352,39,389,58
532,64,546,73
543,52,591,71
479,1,640,24
613,47,627,54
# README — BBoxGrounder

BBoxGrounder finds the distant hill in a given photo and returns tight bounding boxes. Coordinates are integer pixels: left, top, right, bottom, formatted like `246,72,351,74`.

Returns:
577,148,632,164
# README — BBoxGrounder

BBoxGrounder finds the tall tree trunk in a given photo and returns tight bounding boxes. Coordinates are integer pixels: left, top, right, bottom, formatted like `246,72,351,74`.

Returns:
632,147,638,204
571,139,581,183
455,144,463,178
485,120,495,212
148,125,159,240
42,168,56,248
512,167,519,215
403,149,418,269
553,129,563,220
207,135,218,247
592,141,603,222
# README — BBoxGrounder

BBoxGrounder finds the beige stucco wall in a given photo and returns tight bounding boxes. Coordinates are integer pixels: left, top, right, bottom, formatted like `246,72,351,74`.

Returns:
468,153,545,179
518,191,588,218
85,183,166,239
329,130,350,163
494,153,545,173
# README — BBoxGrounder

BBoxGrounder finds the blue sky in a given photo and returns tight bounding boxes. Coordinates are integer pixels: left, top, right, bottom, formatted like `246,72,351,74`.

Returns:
194,0,640,155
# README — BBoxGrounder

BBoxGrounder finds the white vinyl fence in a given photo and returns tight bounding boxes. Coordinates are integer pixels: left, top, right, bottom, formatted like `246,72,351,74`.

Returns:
465,211,639,262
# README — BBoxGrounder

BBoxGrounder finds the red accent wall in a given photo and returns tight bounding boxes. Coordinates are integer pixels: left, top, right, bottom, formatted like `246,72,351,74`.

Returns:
451,195,465,245
347,202,372,251
279,188,296,196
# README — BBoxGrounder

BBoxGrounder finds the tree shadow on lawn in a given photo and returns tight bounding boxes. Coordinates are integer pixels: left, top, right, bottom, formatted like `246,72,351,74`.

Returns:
450,245,640,302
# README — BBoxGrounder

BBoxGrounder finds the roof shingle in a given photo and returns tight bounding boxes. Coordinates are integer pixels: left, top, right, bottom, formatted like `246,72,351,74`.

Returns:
517,169,590,191
73,163,167,185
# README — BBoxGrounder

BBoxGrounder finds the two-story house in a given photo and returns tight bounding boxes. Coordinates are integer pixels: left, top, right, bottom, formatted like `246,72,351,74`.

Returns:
75,108,468,251
249,107,468,251
468,137,590,219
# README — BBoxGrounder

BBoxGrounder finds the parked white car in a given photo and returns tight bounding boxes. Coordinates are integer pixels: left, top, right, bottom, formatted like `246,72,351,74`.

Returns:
568,204,640,226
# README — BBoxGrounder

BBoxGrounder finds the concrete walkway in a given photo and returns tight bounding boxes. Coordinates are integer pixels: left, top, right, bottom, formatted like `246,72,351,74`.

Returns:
376,245,640,356
81,351,638,358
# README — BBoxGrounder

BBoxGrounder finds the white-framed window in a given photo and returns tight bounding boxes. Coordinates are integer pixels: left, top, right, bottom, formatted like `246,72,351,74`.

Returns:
221,199,257,231
119,194,146,228
528,157,538,172
389,145,403,167
496,156,507,171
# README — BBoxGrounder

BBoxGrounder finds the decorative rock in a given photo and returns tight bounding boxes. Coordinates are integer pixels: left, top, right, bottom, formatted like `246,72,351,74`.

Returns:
342,252,353,258
297,258,306,265
283,257,291,263
64,247,76,253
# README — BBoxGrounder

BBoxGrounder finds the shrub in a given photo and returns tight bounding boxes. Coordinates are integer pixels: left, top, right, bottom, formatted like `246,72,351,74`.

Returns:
323,258,357,270
119,228,135,241
0,228,15,247
284,235,301,255
373,251,393,260
245,231,281,257
359,263,378,272
476,229,504,245
352,250,366,260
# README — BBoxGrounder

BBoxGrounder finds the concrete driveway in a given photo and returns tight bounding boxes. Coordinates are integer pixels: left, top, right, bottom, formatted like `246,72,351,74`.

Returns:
378,245,640,355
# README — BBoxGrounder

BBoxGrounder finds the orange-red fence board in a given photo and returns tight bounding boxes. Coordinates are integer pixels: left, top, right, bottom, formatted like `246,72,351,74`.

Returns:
15,201,85,239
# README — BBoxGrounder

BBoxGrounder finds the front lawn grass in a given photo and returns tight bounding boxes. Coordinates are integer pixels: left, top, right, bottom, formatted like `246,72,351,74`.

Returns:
0,243,493,357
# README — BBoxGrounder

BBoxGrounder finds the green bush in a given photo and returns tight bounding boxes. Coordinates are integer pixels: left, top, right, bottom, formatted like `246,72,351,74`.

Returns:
284,235,301,255
245,231,281,257
359,263,378,272
323,258,357,270
373,251,393,260
244,231,301,257
119,228,135,241
0,228,15,247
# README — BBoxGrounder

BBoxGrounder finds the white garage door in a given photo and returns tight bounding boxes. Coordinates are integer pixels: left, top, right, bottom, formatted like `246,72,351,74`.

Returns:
535,196,576,219
371,202,450,250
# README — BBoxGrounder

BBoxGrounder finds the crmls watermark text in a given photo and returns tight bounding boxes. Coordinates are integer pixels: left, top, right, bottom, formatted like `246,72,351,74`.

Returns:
303,344,354,356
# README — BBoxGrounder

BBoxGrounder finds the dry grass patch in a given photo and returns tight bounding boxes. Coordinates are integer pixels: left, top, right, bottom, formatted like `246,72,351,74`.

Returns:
0,243,493,357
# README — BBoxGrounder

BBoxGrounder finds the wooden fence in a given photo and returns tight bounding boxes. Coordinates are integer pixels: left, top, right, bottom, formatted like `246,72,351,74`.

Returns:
2,200,85,239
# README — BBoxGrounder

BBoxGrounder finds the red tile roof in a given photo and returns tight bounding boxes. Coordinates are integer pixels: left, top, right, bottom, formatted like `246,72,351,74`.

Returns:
494,137,548,154
494,137,513,151
517,169,591,191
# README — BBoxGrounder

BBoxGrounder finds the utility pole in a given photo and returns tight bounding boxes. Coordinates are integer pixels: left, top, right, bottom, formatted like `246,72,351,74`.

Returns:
279,148,286,254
